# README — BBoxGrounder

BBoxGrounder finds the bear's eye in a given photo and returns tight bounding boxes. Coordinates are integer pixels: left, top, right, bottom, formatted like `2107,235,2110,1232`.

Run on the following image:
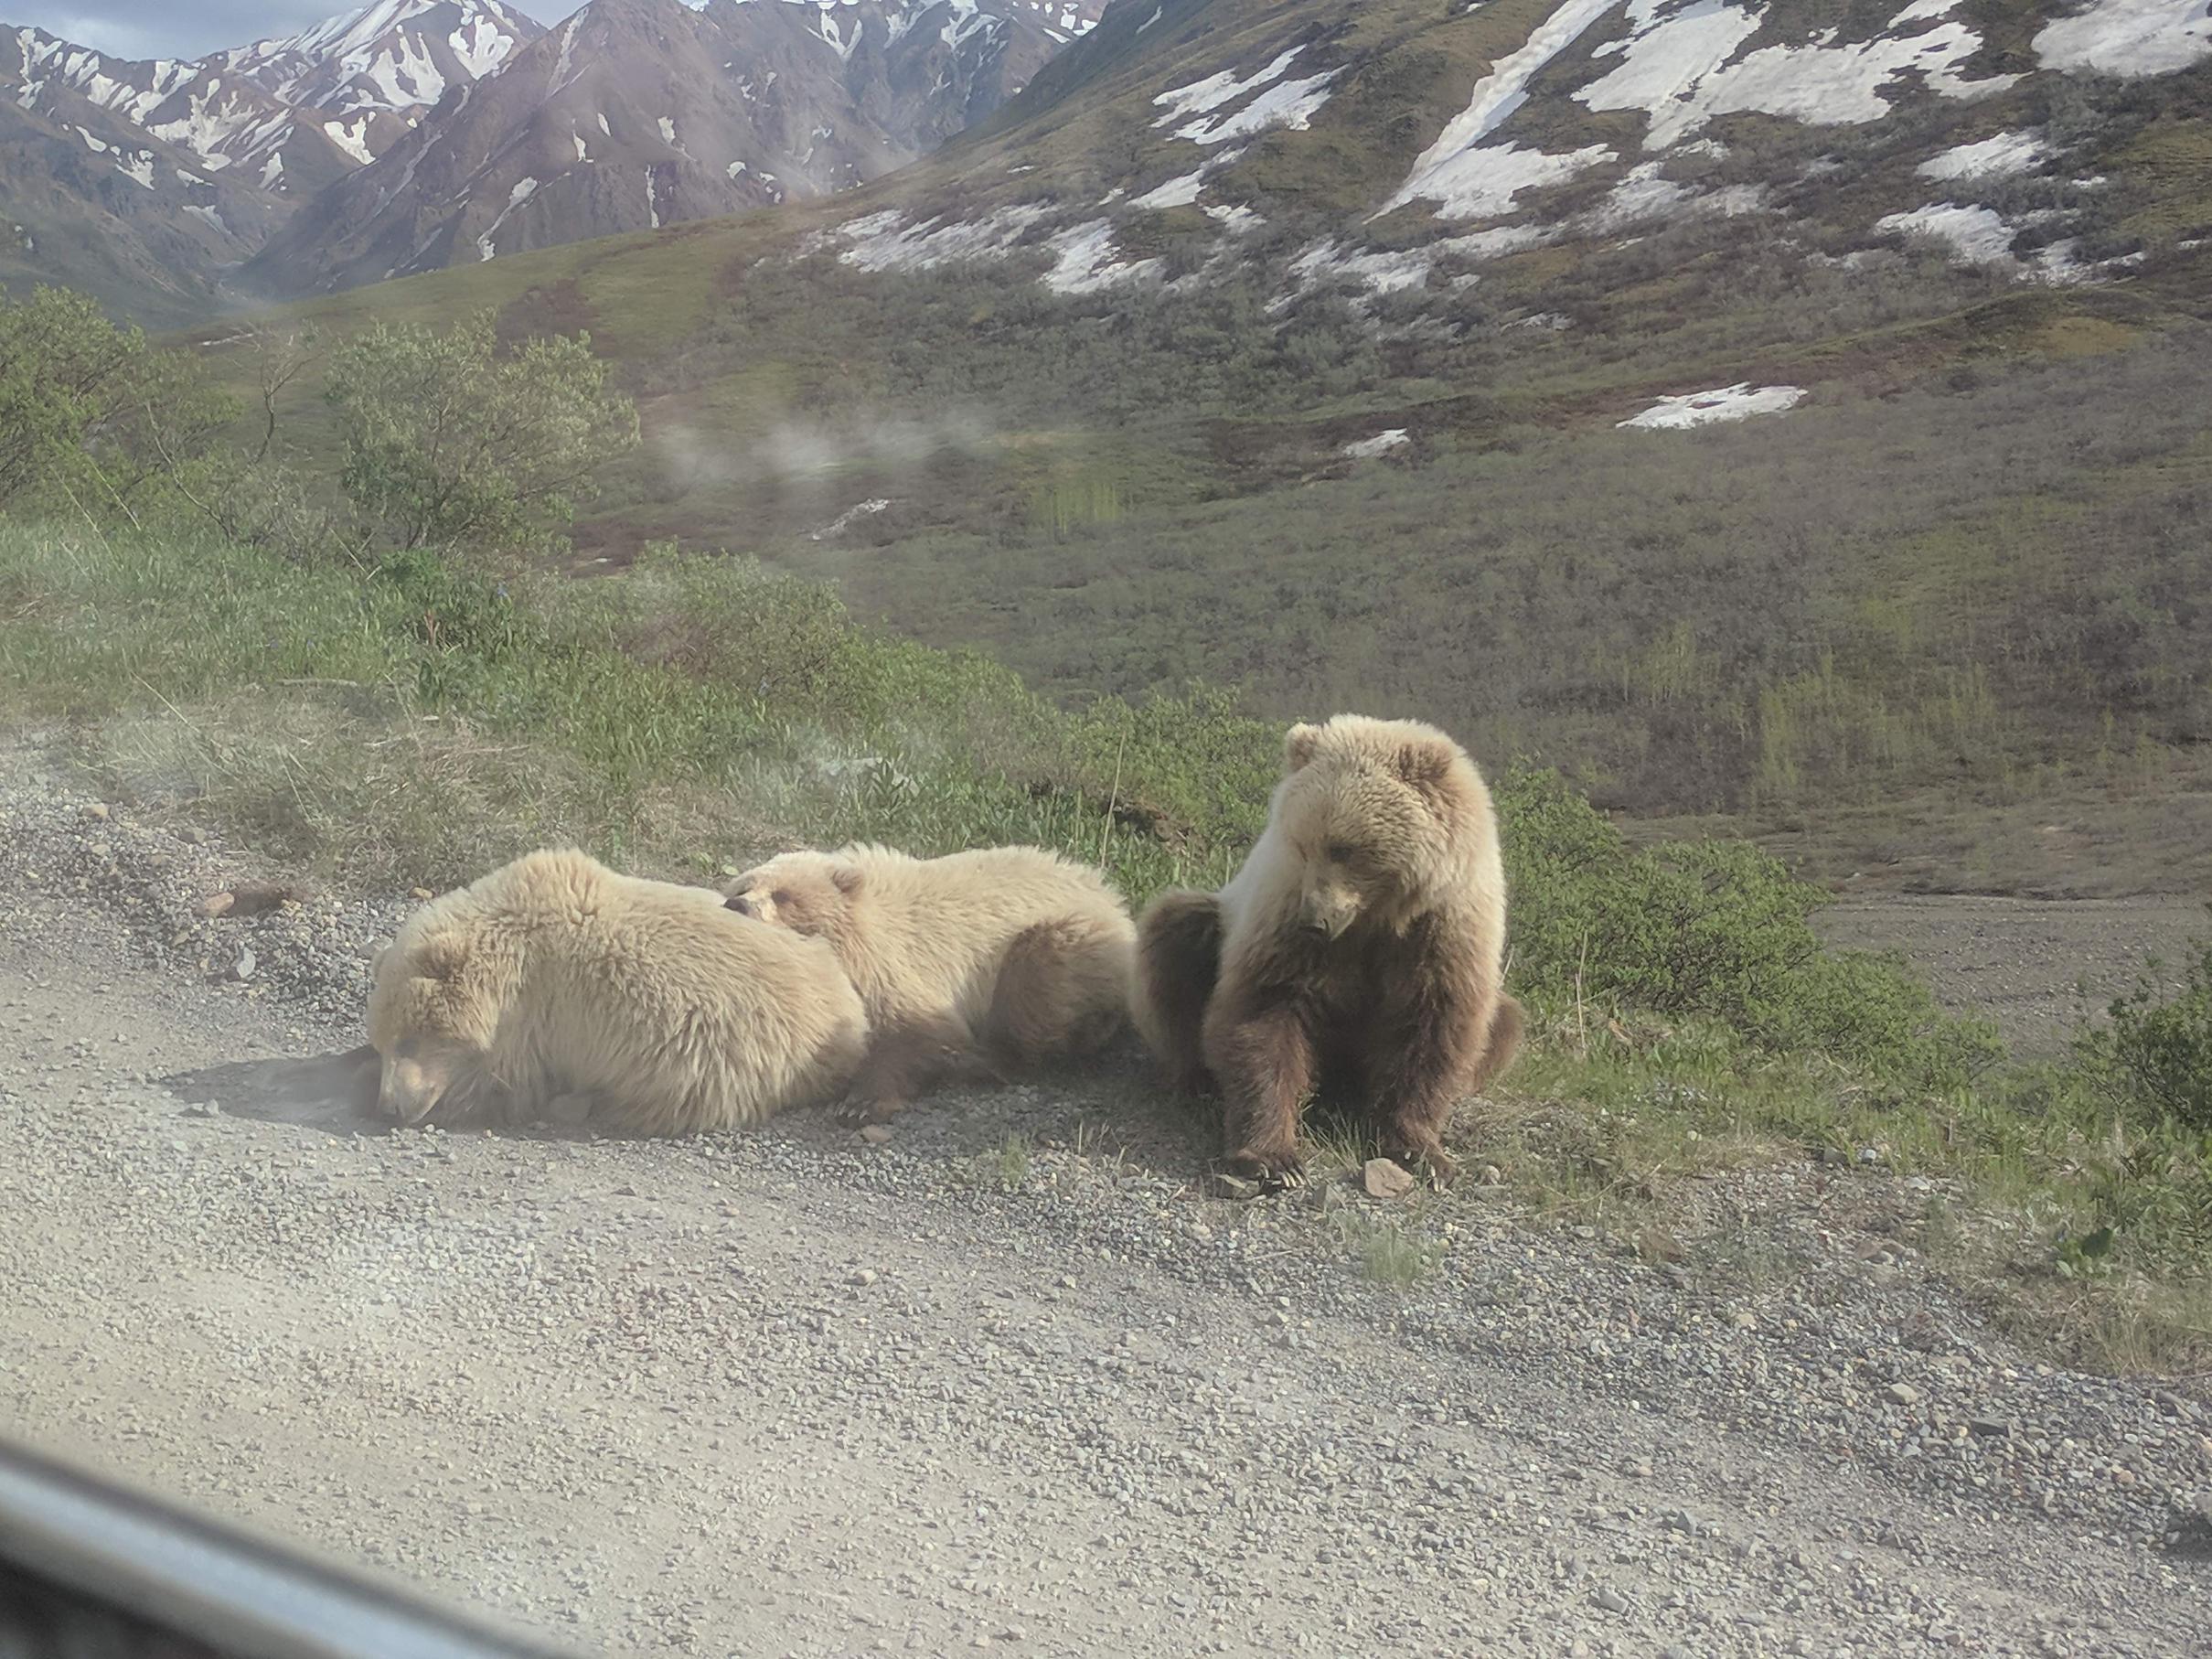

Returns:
772,889,795,907
1323,840,1358,864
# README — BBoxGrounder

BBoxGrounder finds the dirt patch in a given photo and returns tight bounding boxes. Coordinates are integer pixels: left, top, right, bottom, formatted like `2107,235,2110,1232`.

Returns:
1816,894,2207,1055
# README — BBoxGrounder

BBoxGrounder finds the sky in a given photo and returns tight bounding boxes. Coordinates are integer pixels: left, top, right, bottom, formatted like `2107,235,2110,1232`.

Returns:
0,2,573,60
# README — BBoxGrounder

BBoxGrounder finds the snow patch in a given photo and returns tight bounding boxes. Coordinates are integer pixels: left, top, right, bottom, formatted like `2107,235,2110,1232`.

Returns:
837,205,1053,273
1918,129,2054,181
183,202,230,237
2035,0,2212,76
658,115,677,146
1390,141,1616,222
1342,430,1410,458
476,175,540,262
1877,199,2017,263
1577,0,2019,152
1284,224,1550,304
1175,70,1341,144
1383,0,1619,217
1875,200,2093,282
809,498,892,540
1043,219,1165,294
1133,168,1206,209
327,116,377,165
1619,383,1806,430
1154,47,1341,145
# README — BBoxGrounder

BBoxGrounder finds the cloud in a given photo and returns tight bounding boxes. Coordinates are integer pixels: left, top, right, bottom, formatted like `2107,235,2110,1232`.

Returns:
0,2,574,60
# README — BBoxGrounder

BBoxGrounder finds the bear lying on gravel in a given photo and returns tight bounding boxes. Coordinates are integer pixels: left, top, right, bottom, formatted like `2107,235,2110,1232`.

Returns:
1131,715,1522,1187
368,848,869,1133
724,843,1135,1119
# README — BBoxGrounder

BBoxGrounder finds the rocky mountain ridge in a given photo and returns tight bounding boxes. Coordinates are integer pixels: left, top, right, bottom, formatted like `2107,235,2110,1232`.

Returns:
1,0,1106,317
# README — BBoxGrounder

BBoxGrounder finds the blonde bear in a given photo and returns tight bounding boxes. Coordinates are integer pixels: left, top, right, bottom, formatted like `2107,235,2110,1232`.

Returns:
1131,715,1522,1186
368,848,869,1133
723,843,1135,1118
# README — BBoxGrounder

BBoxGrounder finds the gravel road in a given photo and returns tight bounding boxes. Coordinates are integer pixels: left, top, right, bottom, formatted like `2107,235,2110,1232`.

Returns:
2,741,2207,1658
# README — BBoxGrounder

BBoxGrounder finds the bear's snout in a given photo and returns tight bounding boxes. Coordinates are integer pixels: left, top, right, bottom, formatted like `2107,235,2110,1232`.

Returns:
725,892,757,918
1298,884,1361,939
377,1054,449,1125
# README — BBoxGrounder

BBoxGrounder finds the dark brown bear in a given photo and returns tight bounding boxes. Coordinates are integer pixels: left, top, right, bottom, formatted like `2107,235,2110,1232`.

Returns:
1131,715,1522,1186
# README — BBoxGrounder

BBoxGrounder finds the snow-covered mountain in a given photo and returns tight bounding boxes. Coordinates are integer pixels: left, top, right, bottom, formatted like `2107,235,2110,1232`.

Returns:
2,0,1112,316
243,0,1110,297
212,0,541,147
4,3,539,191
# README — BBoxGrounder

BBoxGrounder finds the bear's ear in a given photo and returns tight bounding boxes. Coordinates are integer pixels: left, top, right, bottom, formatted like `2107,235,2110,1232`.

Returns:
1284,722,1325,773
414,930,470,981
1392,738,1457,808
829,862,865,896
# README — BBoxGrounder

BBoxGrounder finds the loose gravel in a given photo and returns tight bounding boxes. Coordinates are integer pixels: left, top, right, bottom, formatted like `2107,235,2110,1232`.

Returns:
1,738,2207,1657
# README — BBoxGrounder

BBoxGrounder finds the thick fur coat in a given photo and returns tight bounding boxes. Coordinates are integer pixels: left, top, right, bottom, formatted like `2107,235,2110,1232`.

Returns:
1131,715,1522,1184
367,848,869,1134
724,842,1135,1117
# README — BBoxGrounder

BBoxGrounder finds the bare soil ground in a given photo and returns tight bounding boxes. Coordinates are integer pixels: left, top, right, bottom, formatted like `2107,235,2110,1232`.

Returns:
1818,896,2207,1057
1,748,2207,1657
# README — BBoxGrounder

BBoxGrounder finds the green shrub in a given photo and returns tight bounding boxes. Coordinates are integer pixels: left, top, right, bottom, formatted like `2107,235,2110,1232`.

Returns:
2079,925,2212,1131
0,285,232,512
1498,765,1999,1095
326,311,639,554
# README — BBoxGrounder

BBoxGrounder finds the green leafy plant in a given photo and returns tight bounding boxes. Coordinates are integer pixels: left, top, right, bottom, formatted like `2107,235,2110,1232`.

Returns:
2081,928,2212,1132
325,311,638,554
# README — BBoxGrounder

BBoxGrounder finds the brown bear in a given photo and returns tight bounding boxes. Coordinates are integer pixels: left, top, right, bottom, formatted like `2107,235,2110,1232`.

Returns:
723,842,1136,1119
1131,714,1522,1186
368,848,870,1133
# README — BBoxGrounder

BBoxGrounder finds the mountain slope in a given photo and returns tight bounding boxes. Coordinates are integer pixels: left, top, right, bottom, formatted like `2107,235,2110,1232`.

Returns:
0,72,287,325
244,0,1108,298
191,0,2212,885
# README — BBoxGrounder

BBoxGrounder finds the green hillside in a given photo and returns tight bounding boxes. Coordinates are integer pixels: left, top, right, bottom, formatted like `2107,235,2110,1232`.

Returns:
175,0,2212,894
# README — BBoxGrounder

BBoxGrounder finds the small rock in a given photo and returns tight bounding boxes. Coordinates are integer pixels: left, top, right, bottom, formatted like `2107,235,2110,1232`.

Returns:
362,936,392,962
1593,1589,1629,1614
409,886,433,902
1477,1163,1503,1185
198,892,236,918
859,1125,894,1146
1362,1158,1416,1201
1731,1310,1756,1330
182,1101,220,1118
1886,1384,1921,1407
850,1269,878,1288
1969,1416,2011,1439
546,1093,592,1128
82,802,110,820
1210,1172,1262,1201
177,827,206,845
229,947,256,983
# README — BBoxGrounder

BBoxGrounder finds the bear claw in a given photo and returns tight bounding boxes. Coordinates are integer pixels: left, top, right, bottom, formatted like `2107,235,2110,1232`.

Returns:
1224,1147,1305,1190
